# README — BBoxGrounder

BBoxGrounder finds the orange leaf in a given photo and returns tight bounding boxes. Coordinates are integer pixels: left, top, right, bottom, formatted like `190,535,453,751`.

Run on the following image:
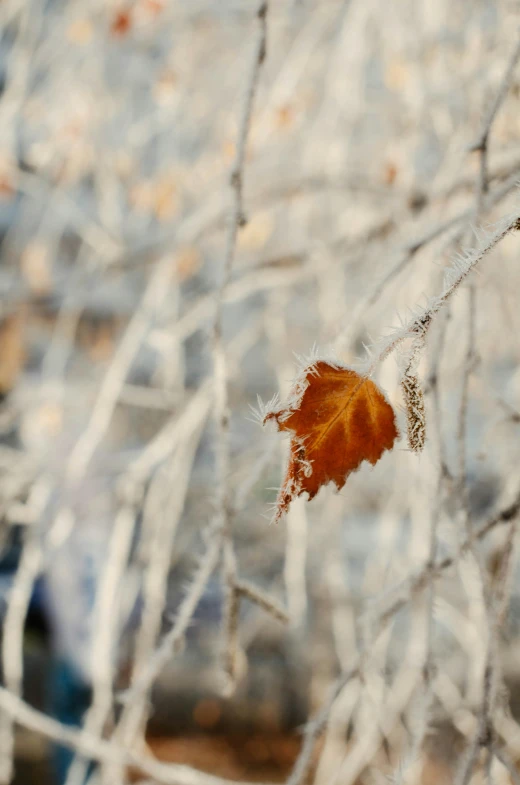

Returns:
0,313,26,398
110,9,132,37
264,361,398,522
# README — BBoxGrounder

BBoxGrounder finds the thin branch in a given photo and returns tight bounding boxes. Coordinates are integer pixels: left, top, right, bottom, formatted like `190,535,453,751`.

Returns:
286,669,359,785
211,0,268,693
469,35,520,160
235,579,289,624
363,211,520,376
65,504,136,785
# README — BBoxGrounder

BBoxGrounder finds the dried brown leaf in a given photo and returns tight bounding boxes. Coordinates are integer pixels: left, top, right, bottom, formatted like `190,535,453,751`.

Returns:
264,360,399,522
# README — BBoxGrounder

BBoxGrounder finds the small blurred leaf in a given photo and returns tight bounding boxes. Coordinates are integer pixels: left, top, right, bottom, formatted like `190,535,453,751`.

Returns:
0,313,25,397
384,57,410,91
175,248,201,282
382,161,398,186
0,159,15,200
21,242,52,297
153,70,178,106
274,104,296,131
141,0,165,16
237,212,273,251
153,176,179,222
110,9,133,37
66,19,94,45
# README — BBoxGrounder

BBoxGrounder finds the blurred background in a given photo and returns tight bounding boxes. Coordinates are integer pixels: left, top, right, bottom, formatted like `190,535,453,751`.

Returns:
1,0,520,783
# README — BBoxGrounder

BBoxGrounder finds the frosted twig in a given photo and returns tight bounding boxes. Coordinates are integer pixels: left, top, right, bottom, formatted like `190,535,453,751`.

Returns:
211,0,268,693
494,521,517,629
456,281,477,511
427,307,451,479
362,212,520,377
334,158,520,356
65,504,136,785
286,668,359,785
220,544,242,694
